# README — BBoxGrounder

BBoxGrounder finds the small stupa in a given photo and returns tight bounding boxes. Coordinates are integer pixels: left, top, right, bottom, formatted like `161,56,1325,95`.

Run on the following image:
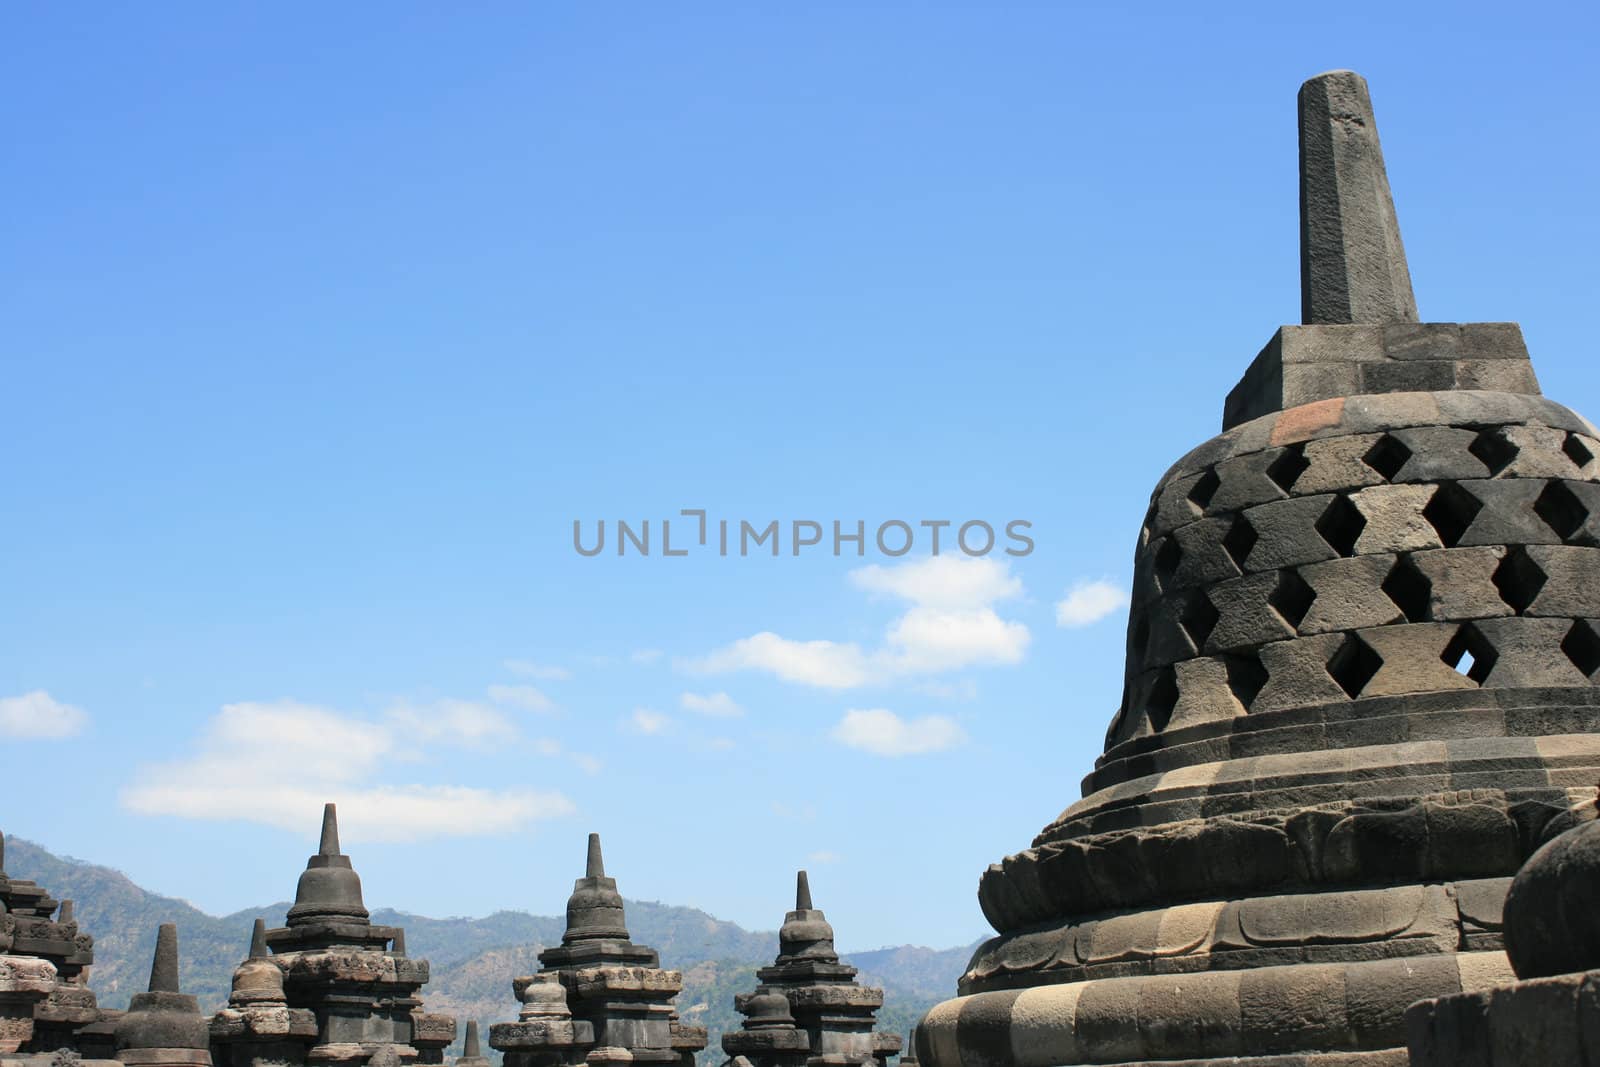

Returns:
490,834,705,1067
257,805,456,1067
115,924,211,1067
721,873,898,1067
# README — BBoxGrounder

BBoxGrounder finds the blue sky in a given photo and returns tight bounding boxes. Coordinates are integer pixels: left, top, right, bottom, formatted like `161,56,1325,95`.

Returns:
4,3,1598,950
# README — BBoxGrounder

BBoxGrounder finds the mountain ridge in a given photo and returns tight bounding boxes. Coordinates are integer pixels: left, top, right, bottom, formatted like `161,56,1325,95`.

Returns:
4,836,975,1063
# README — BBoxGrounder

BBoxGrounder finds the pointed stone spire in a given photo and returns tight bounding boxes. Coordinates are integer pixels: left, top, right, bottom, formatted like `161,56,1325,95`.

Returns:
286,801,368,926
228,919,286,1007
149,923,180,993
777,870,836,963
318,802,341,856
456,1019,491,1067
58,899,75,924
248,918,268,959
1298,69,1418,325
119,923,210,1064
561,832,628,942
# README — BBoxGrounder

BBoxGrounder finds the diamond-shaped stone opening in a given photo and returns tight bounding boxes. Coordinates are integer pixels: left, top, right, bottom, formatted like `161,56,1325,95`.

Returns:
1315,495,1366,557
1223,652,1269,710
1491,547,1548,614
1130,614,1151,661
1442,623,1496,686
1153,537,1182,582
1535,480,1590,541
1561,620,1600,679
1268,569,1317,630
1186,469,1221,514
1221,515,1258,571
1266,446,1310,494
1469,426,1520,476
1423,482,1484,548
1145,666,1179,733
1381,556,1433,622
1362,434,1413,481
1178,591,1220,650
1327,632,1383,698
1563,432,1595,471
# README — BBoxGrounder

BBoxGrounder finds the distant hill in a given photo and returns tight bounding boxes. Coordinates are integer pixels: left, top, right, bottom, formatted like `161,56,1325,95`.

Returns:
4,837,976,1064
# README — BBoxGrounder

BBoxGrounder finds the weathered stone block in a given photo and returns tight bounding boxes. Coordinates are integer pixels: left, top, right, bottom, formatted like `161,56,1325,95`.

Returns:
1356,624,1476,697
1408,547,1512,621
1296,556,1402,633
1350,485,1444,553
1242,496,1340,571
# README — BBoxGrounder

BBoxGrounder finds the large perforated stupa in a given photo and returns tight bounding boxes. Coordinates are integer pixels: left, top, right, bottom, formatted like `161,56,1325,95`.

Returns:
916,70,1600,1067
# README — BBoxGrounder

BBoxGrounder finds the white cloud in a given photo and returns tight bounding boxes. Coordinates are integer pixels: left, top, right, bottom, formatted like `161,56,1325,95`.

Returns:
0,691,88,739
679,691,744,718
688,558,1031,689
385,699,519,747
690,633,873,689
487,684,558,714
807,850,842,864
705,737,737,752
573,753,604,775
1055,579,1129,628
628,708,672,735
119,700,572,841
885,606,1029,671
850,556,1022,609
503,659,572,681
631,649,663,665
830,708,967,757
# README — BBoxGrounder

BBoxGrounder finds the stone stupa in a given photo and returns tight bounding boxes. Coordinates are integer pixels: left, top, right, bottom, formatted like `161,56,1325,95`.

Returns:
720,872,899,1067
490,834,706,1067
256,805,455,1067
916,70,1600,1066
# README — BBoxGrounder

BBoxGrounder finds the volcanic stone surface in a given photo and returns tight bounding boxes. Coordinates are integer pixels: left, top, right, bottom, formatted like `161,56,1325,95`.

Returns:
489,834,706,1067
720,872,899,1067
914,71,1600,1067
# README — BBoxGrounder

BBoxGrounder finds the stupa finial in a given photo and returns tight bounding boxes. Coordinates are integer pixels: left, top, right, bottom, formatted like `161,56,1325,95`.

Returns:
248,918,268,959
149,923,181,993
319,802,341,856
464,1020,481,1058
1298,70,1418,325
796,870,812,911
586,832,605,878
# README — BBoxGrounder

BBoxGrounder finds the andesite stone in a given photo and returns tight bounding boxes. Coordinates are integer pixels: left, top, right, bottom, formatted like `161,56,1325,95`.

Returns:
914,69,1600,1067
720,873,899,1067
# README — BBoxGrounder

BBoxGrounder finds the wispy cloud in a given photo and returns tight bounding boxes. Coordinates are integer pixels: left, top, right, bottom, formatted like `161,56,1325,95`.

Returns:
679,691,745,718
631,649,664,665
830,708,967,757
503,659,572,681
0,691,88,739
685,557,1030,689
120,700,572,841
1054,579,1129,628
627,707,672,735
487,684,558,714
385,699,519,747
807,850,842,864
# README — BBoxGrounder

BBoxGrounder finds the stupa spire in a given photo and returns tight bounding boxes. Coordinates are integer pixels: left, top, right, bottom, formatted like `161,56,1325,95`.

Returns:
248,918,268,959
585,832,604,878
795,870,812,911
1298,69,1418,324
318,803,341,856
148,923,180,994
